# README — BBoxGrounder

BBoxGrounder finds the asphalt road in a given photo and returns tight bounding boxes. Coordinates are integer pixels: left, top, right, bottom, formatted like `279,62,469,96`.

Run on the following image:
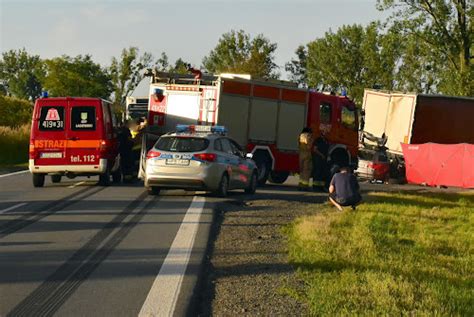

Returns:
0,171,214,317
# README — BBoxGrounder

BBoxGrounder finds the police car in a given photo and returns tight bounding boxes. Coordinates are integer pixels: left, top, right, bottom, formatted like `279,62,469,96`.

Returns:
144,125,258,196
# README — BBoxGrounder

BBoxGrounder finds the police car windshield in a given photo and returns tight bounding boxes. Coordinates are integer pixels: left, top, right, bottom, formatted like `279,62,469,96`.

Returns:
155,137,209,152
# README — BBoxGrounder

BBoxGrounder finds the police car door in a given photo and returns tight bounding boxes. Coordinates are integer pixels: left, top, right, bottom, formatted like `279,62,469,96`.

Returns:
218,138,240,188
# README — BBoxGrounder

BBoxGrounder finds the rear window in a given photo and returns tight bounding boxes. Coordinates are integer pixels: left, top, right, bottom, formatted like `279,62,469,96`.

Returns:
39,106,65,131
71,106,96,130
155,137,209,152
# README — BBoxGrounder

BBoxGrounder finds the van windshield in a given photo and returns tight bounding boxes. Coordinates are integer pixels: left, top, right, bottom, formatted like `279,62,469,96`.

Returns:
71,106,96,130
155,137,209,152
39,106,65,131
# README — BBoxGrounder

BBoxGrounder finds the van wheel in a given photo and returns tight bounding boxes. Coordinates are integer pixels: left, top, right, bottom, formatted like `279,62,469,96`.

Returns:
214,174,229,197
33,174,45,187
98,169,110,186
112,169,122,183
51,175,62,183
148,186,161,195
245,172,257,194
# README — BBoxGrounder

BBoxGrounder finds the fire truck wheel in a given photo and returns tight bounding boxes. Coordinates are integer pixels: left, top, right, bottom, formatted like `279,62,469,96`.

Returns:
112,169,122,183
268,171,289,184
214,173,229,197
98,169,111,186
51,175,62,183
33,174,45,187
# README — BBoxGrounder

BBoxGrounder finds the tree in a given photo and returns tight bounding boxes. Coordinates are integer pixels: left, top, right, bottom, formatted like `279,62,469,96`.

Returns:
203,30,279,79
303,23,401,103
285,45,308,86
0,49,45,101
43,55,111,99
377,0,474,96
109,47,154,107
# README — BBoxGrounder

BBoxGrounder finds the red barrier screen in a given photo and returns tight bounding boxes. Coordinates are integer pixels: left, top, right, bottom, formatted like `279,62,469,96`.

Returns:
402,143,474,189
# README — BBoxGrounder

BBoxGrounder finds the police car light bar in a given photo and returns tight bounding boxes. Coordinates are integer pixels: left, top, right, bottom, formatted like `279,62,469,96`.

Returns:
176,124,227,135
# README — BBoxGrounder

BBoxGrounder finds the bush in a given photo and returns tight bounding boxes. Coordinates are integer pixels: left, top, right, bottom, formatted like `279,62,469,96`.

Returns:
0,125,30,165
0,95,33,127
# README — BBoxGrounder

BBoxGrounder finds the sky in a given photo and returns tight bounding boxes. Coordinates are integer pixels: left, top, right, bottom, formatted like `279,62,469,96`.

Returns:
0,0,388,94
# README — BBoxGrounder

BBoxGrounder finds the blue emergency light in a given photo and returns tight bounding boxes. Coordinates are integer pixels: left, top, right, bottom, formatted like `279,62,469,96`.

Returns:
41,91,49,98
176,124,227,135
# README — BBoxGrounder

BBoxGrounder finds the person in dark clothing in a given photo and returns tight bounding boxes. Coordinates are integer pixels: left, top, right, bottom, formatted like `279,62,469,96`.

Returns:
117,121,134,180
328,166,361,211
312,132,329,190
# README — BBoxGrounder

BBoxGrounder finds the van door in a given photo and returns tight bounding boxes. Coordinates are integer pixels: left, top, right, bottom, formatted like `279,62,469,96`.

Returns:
34,100,69,167
67,99,103,167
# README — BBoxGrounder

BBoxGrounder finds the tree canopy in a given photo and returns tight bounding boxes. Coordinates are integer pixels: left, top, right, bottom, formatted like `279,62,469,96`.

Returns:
202,30,279,79
377,0,473,96
109,47,153,106
0,49,45,101
43,55,112,99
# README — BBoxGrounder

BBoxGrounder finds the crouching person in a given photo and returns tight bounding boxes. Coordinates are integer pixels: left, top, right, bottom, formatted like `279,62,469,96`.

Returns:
328,166,361,211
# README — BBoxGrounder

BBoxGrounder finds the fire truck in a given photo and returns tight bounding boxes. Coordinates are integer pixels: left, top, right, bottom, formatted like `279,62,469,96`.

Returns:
139,70,359,185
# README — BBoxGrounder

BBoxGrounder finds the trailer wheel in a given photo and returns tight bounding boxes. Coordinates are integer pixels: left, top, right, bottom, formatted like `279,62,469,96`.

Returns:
268,171,289,184
33,174,45,188
253,153,271,186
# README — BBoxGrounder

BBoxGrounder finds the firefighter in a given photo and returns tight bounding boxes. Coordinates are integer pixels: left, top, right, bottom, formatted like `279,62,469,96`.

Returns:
312,131,329,191
117,120,133,182
298,127,313,190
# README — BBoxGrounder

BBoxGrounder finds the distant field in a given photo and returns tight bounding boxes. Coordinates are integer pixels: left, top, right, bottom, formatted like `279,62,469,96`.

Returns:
286,190,474,315
0,125,30,166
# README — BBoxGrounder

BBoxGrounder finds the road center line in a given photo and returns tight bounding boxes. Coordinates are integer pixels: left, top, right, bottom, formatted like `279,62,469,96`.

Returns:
0,203,27,214
0,170,28,178
139,196,206,317
68,181,86,188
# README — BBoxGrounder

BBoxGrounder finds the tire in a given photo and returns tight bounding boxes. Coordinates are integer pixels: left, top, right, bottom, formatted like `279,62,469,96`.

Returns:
148,186,161,195
268,171,289,184
253,153,271,186
112,169,122,183
33,174,45,187
214,174,229,197
98,169,110,186
245,172,257,194
51,175,62,183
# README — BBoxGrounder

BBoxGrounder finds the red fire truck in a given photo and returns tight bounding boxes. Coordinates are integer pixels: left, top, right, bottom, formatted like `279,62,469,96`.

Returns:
139,71,359,185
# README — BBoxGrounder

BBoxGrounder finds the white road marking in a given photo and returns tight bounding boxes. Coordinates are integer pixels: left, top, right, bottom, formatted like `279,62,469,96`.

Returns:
0,203,27,214
68,181,86,189
139,196,206,317
0,170,28,178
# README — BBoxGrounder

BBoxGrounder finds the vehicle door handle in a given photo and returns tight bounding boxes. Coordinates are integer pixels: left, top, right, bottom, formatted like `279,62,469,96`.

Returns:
67,137,79,141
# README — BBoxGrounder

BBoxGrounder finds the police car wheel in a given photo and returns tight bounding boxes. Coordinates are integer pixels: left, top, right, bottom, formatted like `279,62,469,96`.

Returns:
245,172,257,194
33,174,45,187
214,174,229,197
51,175,62,183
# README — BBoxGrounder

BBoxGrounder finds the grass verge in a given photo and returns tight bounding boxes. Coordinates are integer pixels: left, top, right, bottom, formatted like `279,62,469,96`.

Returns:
285,191,474,315
0,125,30,166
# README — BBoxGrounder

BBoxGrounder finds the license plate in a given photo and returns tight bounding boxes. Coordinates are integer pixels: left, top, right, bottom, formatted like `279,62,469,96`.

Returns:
40,152,63,158
166,159,190,166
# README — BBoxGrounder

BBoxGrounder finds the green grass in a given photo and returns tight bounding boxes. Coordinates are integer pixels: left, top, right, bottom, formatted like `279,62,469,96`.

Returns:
0,125,30,166
285,191,474,316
